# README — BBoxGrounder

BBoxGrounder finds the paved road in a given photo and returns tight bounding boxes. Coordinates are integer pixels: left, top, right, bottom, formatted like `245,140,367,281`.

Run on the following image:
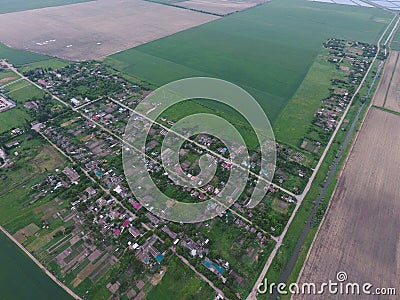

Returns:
246,14,397,300
269,59,384,300
4,61,137,219
5,61,275,236
1,22,393,298
108,96,297,198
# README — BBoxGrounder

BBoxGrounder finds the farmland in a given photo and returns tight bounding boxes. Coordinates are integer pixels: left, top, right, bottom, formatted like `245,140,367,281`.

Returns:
391,27,400,50
0,231,72,300
0,75,45,132
384,51,400,112
372,49,400,112
0,0,219,61
294,108,400,299
373,50,398,107
273,49,346,146
0,108,32,133
0,43,51,66
0,0,94,14
147,0,270,16
147,256,215,300
105,0,391,126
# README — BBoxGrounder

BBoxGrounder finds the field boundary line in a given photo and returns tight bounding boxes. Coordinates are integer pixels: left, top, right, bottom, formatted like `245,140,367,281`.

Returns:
382,51,399,106
294,20,399,295
0,77,23,88
294,105,374,298
372,104,400,116
0,225,81,300
247,13,398,300
6,82,31,95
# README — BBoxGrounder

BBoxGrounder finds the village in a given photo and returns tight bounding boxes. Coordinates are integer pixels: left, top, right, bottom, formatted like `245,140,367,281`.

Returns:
0,37,378,299
301,39,377,154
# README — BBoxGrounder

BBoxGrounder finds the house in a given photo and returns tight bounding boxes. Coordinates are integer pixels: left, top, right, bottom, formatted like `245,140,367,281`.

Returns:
128,226,141,238
63,167,80,183
71,98,81,106
5,140,21,148
85,186,97,197
0,148,6,160
146,213,161,226
24,101,39,111
122,219,130,228
161,225,177,239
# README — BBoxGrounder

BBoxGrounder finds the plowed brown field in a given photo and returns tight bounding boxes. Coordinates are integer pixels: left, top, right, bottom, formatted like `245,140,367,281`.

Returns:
295,108,400,299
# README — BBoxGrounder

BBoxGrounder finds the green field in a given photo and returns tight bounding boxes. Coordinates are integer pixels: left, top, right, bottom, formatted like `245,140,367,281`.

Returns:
0,82,45,133
273,49,345,146
0,136,70,300
19,58,70,73
0,138,66,233
0,107,32,133
105,0,391,125
0,43,51,66
0,0,94,14
0,231,72,300
147,257,215,300
0,69,19,86
390,26,400,50
7,84,45,104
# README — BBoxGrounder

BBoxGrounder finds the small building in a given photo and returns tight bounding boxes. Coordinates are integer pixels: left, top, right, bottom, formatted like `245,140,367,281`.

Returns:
63,167,80,183
128,226,141,238
70,98,81,106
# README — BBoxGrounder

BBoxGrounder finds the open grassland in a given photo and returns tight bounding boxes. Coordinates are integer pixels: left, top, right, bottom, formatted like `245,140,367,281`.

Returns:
3,79,30,93
147,256,215,300
0,138,66,233
0,43,51,66
105,0,391,125
19,58,70,73
0,0,94,14
390,26,400,50
0,108,32,132
0,0,218,61
294,108,400,300
7,83,45,103
273,49,345,146
0,69,19,86
0,82,45,132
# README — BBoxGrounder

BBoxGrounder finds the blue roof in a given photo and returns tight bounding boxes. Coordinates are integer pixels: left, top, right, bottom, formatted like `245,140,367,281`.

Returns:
212,262,225,275
155,253,164,263
202,259,225,275
202,259,211,268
